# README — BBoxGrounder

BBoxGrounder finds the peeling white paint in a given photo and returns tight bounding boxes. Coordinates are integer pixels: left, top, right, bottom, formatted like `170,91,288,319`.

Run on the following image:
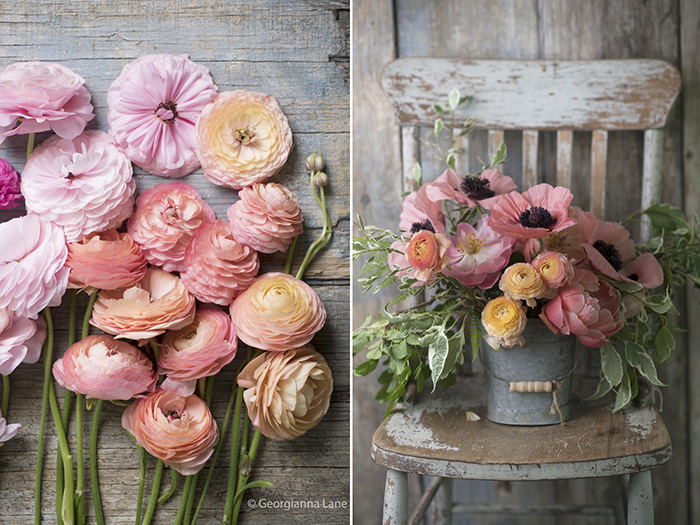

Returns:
625,408,657,440
384,412,460,451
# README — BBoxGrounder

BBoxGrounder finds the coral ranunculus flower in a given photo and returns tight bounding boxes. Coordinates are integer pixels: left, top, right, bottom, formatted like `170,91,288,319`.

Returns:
122,389,219,475
238,345,333,441
52,335,156,401
127,182,216,272
404,230,451,282
0,313,46,376
0,61,94,143
228,182,304,253
481,296,527,349
195,90,293,189
0,158,22,210
21,130,136,243
230,272,326,352
108,54,217,178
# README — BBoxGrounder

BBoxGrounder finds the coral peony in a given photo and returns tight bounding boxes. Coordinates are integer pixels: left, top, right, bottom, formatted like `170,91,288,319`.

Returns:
499,263,547,307
404,230,451,282
66,229,147,292
0,61,94,143
481,296,527,349
108,54,217,178
426,168,517,208
53,335,156,401
180,220,259,305
0,313,46,376
0,409,20,444
399,183,445,235
21,130,136,242
531,251,574,290
122,389,218,475
227,182,303,253
230,272,326,352
238,345,333,441
195,90,293,189
91,268,196,342
0,214,69,319
0,158,22,209
127,181,215,272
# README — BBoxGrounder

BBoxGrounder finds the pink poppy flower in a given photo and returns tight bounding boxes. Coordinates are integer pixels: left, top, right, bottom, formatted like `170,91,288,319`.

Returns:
127,182,215,272
21,130,136,242
0,312,46,376
486,183,577,240
0,409,20,444
399,184,445,235
0,159,22,209
0,61,94,143
180,219,260,305
108,54,217,178
426,168,517,208
0,214,69,319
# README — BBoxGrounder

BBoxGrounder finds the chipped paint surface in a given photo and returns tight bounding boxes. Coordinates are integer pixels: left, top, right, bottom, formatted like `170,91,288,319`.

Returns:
625,408,658,440
384,412,460,451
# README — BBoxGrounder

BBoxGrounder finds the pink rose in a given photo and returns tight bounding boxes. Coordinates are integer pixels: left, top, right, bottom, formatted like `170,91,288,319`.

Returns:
0,313,46,376
180,220,259,305
0,158,22,210
404,230,451,282
228,182,304,253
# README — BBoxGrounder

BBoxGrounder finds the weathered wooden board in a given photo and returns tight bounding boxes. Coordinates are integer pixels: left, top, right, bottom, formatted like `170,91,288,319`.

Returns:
0,1,349,524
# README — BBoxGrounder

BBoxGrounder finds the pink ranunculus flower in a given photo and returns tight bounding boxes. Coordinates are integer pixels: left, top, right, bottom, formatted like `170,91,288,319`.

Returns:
122,389,219,475
127,181,215,273
404,230,451,282
195,90,293,189
399,184,445,235
180,219,259,306
90,268,196,342
21,130,136,242
66,229,147,293
0,409,21,444
0,61,94,144
108,54,218,178
0,158,22,209
230,272,326,352
227,182,304,253
446,215,515,288
238,344,333,441
531,251,575,291
0,312,46,376
0,214,69,319
158,307,237,397
52,335,156,401
426,168,518,208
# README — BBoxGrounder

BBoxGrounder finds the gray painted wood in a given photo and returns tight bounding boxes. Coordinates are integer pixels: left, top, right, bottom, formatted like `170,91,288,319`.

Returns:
0,1,349,524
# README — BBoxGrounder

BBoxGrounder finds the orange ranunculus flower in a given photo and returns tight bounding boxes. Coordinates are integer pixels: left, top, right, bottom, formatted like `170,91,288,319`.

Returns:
230,272,326,352
404,230,450,282
238,345,333,441
481,296,527,349
499,262,547,307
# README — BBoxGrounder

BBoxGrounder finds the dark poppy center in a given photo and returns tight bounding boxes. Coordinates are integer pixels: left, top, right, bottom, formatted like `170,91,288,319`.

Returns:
519,206,556,229
593,240,623,271
155,101,178,123
410,219,436,235
460,176,495,200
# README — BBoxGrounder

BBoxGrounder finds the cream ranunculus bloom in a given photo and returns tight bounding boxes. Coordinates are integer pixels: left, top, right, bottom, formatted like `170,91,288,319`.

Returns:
499,262,547,307
481,296,527,349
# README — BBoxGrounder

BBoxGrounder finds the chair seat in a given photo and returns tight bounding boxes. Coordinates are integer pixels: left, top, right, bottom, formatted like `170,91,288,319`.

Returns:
371,376,671,481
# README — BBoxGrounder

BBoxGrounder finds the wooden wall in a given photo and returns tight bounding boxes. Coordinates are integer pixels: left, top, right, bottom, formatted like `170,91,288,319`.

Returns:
353,0,699,523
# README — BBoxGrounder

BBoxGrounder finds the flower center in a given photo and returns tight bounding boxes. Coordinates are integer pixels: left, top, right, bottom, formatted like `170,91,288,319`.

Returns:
162,203,180,225
165,410,181,422
460,176,495,200
235,126,257,145
155,101,178,123
410,219,435,235
594,240,623,271
458,233,484,255
519,206,556,229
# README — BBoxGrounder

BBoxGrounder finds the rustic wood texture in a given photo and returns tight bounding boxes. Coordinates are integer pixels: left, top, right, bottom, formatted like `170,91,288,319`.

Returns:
0,1,349,524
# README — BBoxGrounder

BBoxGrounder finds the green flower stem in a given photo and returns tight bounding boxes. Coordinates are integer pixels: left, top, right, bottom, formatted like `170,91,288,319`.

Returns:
222,385,244,524
141,459,164,525
75,393,85,525
35,309,54,525
1,374,8,417
231,427,262,523
174,475,194,525
158,467,178,504
90,399,105,525
82,292,98,340
68,289,77,345
284,235,299,274
296,178,332,280
183,472,198,525
135,447,147,525
149,340,160,367
27,132,35,159
204,376,214,405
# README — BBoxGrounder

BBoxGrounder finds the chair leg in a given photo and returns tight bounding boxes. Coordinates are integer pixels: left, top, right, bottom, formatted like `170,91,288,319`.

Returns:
431,477,452,525
383,469,408,525
627,470,654,525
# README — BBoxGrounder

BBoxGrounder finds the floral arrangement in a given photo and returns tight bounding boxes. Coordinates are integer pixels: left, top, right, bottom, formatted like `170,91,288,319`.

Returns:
354,89,700,415
0,55,335,525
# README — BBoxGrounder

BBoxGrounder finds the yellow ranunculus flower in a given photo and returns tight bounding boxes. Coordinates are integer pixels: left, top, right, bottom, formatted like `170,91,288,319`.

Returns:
499,262,547,307
481,296,527,349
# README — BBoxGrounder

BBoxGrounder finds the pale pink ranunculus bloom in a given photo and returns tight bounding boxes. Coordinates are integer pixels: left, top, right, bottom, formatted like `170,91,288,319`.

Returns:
0,312,46,376
228,182,304,253
238,344,333,441
426,168,517,208
399,183,445,235
52,334,156,401
0,61,94,144
159,307,237,397
230,272,326,352
21,130,136,242
127,181,215,272
531,251,575,291
195,90,293,189
108,54,217,178
90,268,196,342
180,220,259,306
122,389,219,475
0,409,20,444
66,229,147,293
0,214,69,319
0,158,22,209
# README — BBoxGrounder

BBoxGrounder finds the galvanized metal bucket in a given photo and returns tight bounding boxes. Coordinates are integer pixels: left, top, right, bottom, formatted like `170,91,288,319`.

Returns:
480,319,577,426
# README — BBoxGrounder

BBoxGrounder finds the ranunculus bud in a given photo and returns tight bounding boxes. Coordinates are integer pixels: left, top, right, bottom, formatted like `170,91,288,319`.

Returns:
404,230,451,282
238,345,333,441
481,296,527,349
305,152,324,172
499,262,547,307
312,171,328,188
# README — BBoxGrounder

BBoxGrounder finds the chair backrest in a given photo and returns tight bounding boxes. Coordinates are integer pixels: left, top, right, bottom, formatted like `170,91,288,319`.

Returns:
381,58,681,240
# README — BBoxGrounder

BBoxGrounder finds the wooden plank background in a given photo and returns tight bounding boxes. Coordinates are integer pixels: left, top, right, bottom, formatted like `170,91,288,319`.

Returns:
0,1,349,524
352,0,699,523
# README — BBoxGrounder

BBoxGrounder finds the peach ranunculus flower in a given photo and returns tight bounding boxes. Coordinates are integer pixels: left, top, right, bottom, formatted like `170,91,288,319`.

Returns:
238,345,333,441
531,251,575,291
230,272,326,352
122,389,219,475
127,181,215,272
481,296,527,349
158,307,237,397
404,230,451,282
499,262,548,307
90,268,196,342
52,335,156,401
66,229,147,293
227,182,304,254
180,220,259,306
195,90,293,189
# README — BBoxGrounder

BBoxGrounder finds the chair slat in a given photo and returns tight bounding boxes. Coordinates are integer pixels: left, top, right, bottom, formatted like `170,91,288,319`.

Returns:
488,130,504,160
402,126,421,192
455,132,470,175
640,129,664,242
591,130,608,220
556,130,573,189
522,130,539,190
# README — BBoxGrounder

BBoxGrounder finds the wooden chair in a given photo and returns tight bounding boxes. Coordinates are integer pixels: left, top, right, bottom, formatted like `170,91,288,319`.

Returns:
373,58,681,525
